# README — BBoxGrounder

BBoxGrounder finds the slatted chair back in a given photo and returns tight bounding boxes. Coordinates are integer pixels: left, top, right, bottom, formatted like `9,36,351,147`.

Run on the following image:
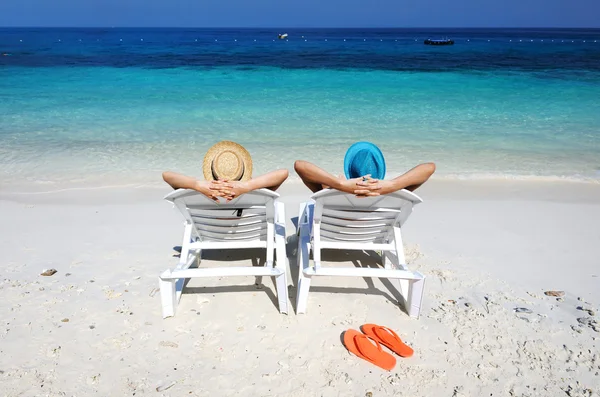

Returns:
165,189,278,244
312,189,422,246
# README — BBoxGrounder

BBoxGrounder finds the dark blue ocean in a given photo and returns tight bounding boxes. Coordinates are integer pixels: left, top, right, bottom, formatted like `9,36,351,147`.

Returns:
1,28,600,189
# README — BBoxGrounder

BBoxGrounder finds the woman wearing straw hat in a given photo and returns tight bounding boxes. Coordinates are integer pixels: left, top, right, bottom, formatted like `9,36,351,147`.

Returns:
163,141,288,202
294,141,435,196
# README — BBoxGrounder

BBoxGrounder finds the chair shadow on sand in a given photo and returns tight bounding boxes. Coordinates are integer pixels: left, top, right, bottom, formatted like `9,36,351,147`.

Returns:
173,245,280,310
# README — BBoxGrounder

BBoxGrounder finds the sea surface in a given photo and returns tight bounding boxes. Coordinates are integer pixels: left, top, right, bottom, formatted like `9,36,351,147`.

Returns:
1,28,600,190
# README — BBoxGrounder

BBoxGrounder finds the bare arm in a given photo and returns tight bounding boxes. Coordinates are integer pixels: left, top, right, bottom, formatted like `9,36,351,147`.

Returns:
294,160,380,195
245,169,289,191
378,162,436,194
163,169,289,202
294,160,341,193
162,171,226,201
163,171,201,190
213,169,289,201
294,160,435,196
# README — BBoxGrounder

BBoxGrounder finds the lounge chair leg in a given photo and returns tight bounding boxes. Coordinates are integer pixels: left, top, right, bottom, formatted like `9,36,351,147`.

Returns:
398,278,409,300
383,251,393,269
297,201,308,235
255,276,263,289
273,201,289,314
406,275,425,318
274,273,289,314
296,275,311,314
394,278,409,313
296,215,312,314
295,239,312,314
159,275,177,318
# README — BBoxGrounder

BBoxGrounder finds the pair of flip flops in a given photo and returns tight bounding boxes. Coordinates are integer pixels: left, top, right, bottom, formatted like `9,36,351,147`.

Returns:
343,324,413,371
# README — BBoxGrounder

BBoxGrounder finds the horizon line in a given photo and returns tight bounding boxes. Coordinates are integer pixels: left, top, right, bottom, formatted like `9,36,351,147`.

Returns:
1,25,600,30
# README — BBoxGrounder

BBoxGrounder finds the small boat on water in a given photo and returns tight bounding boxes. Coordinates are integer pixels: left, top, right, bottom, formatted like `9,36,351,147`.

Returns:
424,38,454,46
278,33,288,40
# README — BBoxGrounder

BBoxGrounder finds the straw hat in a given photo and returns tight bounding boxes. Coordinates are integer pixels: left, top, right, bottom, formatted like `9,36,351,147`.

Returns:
202,141,253,181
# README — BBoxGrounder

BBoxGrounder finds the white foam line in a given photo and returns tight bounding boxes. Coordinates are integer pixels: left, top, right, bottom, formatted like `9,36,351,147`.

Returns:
2,183,164,195
3,174,599,196
431,174,600,184
283,173,600,185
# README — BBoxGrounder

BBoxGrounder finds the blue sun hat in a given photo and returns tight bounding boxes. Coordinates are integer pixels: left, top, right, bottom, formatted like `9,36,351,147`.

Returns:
343,141,386,180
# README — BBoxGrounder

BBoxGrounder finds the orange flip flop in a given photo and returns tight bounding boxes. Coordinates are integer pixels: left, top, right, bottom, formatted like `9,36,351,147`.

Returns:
360,324,414,358
342,329,396,371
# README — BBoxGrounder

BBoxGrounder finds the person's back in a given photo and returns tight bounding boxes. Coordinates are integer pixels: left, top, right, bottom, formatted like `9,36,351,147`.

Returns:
294,141,435,197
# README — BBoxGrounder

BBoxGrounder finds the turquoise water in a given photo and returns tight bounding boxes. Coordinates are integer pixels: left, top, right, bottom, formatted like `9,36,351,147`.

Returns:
1,28,600,189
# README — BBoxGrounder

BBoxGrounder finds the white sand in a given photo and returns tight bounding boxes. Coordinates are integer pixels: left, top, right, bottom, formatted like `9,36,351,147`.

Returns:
1,179,599,396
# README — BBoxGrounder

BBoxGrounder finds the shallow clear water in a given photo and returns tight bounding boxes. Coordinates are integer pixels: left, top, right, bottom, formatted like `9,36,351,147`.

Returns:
1,28,600,189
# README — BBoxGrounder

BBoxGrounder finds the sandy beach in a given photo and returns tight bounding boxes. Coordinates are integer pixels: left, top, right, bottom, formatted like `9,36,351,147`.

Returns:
1,178,600,396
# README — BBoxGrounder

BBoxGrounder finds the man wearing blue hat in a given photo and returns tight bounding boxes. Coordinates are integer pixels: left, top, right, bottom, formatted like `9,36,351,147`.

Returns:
294,142,435,196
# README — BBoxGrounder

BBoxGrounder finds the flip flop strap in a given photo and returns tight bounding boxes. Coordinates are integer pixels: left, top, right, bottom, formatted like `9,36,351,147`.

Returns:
353,334,382,362
373,326,402,345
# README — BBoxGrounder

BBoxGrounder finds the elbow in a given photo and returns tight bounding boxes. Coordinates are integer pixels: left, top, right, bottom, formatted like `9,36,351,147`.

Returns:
294,160,306,175
424,162,436,176
278,168,289,180
162,171,178,185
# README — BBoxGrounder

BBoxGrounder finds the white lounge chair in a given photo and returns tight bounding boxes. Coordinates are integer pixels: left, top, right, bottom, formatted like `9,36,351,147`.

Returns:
296,189,425,318
159,189,289,318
